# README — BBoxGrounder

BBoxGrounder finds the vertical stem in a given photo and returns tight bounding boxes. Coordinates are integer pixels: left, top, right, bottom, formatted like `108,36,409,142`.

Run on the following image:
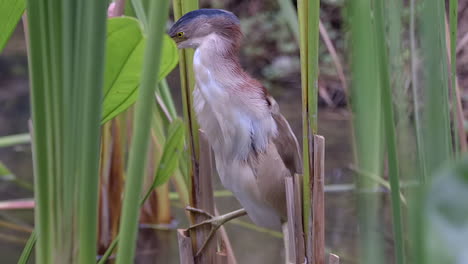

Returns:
374,0,405,263
312,135,325,264
172,1,200,207
348,0,383,263
115,0,170,263
449,0,464,154
421,0,452,175
298,0,319,242
78,0,108,262
410,0,427,181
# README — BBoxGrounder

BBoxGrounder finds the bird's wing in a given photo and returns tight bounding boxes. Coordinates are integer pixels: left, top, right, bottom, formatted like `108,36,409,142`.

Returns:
246,95,302,222
267,95,303,175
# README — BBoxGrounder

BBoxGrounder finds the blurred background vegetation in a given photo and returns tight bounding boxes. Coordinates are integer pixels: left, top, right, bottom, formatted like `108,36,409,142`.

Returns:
1,0,468,263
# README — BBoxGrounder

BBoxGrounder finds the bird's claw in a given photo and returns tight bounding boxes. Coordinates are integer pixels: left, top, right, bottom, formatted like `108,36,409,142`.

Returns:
185,206,214,219
184,207,247,257
185,206,223,257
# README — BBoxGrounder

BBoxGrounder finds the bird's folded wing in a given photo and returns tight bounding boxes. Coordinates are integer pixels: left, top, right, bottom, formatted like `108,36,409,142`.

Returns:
268,95,303,175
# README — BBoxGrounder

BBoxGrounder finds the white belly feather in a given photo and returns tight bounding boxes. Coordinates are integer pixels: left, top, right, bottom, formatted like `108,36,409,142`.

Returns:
193,48,281,228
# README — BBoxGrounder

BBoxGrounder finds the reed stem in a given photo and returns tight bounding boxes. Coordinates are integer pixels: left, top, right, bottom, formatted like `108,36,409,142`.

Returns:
115,0,170,263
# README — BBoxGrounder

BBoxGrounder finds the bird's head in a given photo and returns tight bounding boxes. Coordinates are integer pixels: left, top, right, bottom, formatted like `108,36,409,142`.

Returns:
168,9,242,49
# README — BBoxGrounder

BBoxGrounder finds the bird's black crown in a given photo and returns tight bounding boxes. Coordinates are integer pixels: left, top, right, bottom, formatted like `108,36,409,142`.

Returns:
169,9,240,35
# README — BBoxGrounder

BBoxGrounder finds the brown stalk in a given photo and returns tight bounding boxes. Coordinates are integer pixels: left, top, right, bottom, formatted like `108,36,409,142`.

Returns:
285,175,306,263
456,31,468,53
189,131,217,263
98,120,124,254
178,229,195,264
329,253,340,264
307,135,325,264
319,20,348,95
444,15,467,152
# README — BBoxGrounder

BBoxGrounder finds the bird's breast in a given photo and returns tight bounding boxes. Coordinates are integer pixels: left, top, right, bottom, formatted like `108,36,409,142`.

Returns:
193,49,257,161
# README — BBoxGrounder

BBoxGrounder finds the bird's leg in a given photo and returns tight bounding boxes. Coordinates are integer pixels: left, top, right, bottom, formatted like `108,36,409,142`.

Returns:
185,206,247,256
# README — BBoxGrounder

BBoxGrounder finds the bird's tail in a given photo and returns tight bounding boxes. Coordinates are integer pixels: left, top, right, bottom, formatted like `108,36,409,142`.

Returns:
282,222,292,264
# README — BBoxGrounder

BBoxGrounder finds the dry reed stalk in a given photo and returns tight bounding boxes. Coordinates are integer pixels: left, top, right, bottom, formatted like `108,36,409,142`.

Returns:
178,229,195,264
215,251,228,264
98,120,124,253
307,135,325,264
444,16,467,152
189,131,217,263
285,177,297,262
319,20,347,94
456,32,468,53
285,175,306,263
329,253,340,264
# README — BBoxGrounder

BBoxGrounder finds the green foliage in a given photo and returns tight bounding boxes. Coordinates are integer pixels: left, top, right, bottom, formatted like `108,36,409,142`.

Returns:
0,161,11,177
427,158,468,264
25,0,108,262
348,0,383,263
151,119,185,188
374,0,404,262
102,17,178,124
297,0,320,237
140,119,184,203
115,0,171,262
0,161,32,190
0,134,30,148
0,0,25,53
17,231,36,264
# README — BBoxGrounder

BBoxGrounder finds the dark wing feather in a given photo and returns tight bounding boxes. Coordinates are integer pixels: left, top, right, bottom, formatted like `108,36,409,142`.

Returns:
267,95,303,175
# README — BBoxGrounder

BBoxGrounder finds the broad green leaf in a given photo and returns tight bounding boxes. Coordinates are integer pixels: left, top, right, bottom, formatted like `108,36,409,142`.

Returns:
0,0,25,53
101,17,178,124
427,158,468,264
153,119,184,188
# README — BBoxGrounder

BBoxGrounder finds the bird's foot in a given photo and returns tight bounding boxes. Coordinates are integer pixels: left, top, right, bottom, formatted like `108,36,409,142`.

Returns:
185,207,247,256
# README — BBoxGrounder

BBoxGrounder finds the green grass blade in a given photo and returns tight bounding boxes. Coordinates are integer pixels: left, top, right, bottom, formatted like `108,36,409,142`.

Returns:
348,0,383,263
374,1,405,263
97,235,119,264
142,119,184,198
159,79,178,119
449,0,459,155
297,0,320,238
130,0,148,29
409,0,427,182
17,230,36,264
76,1,108,263
421,0,452,174
172,0,200,196
277,0,299,41
115,0,170,263
0,134,31,148
25,0,52,261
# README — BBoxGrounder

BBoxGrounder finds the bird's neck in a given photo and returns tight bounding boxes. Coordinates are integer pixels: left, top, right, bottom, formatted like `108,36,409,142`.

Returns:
194,33,261,93
195,34,241,74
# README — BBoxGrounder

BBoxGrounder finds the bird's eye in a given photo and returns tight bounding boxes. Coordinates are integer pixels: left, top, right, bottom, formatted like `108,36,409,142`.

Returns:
177,32,184,37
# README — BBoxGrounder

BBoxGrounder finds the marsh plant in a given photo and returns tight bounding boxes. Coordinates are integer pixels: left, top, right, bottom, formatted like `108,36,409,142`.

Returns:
0,0,466,263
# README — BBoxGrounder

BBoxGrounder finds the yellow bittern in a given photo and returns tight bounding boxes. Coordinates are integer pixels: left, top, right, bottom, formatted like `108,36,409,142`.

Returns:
169,9,302,262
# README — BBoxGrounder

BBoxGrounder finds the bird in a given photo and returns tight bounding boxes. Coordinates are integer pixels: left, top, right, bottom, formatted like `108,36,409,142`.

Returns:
168,8,302,262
